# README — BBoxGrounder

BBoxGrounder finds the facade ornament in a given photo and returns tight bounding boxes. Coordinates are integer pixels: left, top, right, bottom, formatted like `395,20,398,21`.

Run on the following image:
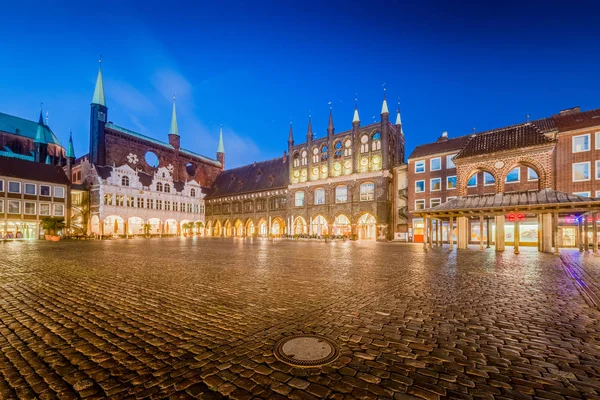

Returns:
127,153,138,164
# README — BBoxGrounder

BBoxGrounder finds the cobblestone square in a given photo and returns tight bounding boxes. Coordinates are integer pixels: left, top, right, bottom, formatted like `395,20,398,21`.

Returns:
0,239,599,399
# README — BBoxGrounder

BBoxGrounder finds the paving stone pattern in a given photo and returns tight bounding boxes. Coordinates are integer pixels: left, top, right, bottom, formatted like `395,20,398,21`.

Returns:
0,239,599,399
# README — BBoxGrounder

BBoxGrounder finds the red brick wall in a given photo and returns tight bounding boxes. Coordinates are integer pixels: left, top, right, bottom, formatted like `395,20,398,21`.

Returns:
555,128,600,197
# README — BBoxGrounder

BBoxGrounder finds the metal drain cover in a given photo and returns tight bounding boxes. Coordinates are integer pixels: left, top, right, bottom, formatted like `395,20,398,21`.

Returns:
274,334,339,367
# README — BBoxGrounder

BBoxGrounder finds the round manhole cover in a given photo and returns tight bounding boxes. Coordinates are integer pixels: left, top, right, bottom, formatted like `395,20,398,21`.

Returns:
274,334,339,367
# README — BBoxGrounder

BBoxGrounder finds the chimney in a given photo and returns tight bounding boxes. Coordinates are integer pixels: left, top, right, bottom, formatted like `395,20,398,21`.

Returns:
437,131,449,142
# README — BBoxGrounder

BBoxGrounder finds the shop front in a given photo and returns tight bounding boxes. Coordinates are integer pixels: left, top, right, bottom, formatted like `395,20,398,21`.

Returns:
1,221,39,239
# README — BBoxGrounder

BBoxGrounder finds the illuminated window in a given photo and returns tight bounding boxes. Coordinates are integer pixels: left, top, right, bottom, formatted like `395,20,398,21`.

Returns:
295,191,305,207
53,204,64,216
104,193,113,205
334,142,343,158
312,147,319,163
360,135,369,153
335,186,348,203
301,150,308,166
360,182,375,201
24,202,36,215
321,145,328,162
314,188,325,205
121,176,129,186
293,152,300,168
39,203,50,215
371,132,381,151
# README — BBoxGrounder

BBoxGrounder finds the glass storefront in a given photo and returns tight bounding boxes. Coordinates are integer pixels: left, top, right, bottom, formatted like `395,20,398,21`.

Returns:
1,221,39,239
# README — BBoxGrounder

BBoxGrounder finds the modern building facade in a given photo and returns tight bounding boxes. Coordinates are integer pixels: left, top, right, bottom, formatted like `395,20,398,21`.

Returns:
0,156,70,239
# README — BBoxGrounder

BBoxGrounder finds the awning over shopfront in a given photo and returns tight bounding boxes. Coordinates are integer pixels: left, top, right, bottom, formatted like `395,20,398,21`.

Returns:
413,189,600,254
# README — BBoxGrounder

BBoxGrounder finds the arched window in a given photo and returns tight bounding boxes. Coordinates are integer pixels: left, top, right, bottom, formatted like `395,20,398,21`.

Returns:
312,147,319,163
164,183,171,193
190,188,196,197
360,135,369,153
334,141,343,158
293,152,300,168
314,188,325,205
371,132,381,151
321,145,328,162
156,182,163,192
360,182,375,201
344,139,352,156
295,191,305,207
301,150,308,166
121,176,129,187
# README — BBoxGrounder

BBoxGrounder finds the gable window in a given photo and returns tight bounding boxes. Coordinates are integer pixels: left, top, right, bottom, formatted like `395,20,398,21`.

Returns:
40,185,50,196
505,168,520,183
371,132,381,151
572,134,590,153
314,188,325,205
156,182,163,192
573,162,590,182
528,168,539,181
415,160,425,173
122,176,129,186
430,178,441,191
415,199,426,210
360,135,369,153
8,181,21,193
430,198,442,208
164,183,170,193
484,172,495,186
360,182,375,201
293,152,300,168
190,189,196,197
24,183,36,195
415,180,425,193
295,191,305,207
446,154,457,169
335,186,348,203
54,187,65,198
467,174,477,187
430,157,441,171
447,176,457,190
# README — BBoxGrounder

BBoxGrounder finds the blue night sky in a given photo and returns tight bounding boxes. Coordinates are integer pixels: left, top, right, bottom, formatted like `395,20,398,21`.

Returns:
1,0,599,168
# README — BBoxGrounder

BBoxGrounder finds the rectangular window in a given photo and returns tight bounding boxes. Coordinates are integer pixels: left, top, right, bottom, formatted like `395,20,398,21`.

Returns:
360,183,375,201
446,196,456,202
39,203,50,216
53,204,64,216
0,180,3,192
596,161,600,180
157,200,162,210
104,193,113,205
24,202,36,215
430,157,441,171
0,200,2,213
116,195,124,207
528,168,539,181
295,191,305,207
573,162,590,182
446,154,457,169
127,196,134,207
596,132,600,149
415,199,426,210
430,198,441,208
54,186,65,198
335,186,348,203
596,190,600,198
173,202,178,212
8,181,21,193
573,192,591,197
24,183,36,195
505,168,520,183
484,172,495,186
415,160,425,173
40,185,50,196
137,198,144,208
147,198,153,209
572,134,590,153
467,174,477,187
8,200,20,214
447,176,457,190
430,178,441,191
314,188,325,205
165,200,170,211
415,180,425,193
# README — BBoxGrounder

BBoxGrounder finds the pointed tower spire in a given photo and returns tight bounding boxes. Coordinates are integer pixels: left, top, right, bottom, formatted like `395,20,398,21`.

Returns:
169,95,179,136
352,106,360,123
92,58,106,106
217,126,225,169
306,115,313,142
395,106,402,126
327,106,334,136
66,130,75,158
381,88,389,115
288,121,294,147
35,106,46,144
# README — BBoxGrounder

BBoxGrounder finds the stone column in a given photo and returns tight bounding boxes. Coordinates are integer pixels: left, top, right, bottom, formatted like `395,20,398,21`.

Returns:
593,212,598,254
553,212,560,255
514,220,520,254
537,215,542,252
125,220,129,239
449,216,454,250
479,215,484,251
495,215,505,251
578,217,584,252
542,213,553,253
486,218,491,248
584,215,589,252
423,216,428,251
457,216,468,249
428,218,433,248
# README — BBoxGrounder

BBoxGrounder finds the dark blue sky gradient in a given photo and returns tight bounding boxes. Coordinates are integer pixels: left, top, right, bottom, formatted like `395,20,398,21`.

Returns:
1,0,599,167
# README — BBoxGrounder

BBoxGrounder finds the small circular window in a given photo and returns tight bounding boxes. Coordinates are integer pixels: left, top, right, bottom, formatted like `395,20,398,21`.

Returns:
145,151,159,168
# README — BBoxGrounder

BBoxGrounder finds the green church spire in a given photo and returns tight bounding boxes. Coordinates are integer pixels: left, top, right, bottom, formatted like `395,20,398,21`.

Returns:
217,126,225,154
66,130,75,158
34,107,47,144
92,59,106,106
169,96,179,136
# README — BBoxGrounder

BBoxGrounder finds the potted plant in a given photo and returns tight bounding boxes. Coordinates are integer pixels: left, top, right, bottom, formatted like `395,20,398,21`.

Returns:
194,221,204,236
40,217,66,241
143,222,151,238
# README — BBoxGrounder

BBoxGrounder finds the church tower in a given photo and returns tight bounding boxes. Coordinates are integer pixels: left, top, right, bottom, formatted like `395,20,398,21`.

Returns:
89,59,107,166
66,131,75,180
168,96,180,150
34,108,48,164
216,126,225,170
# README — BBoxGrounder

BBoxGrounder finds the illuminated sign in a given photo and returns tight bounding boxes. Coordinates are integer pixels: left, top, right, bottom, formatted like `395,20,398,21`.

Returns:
506,213,525,222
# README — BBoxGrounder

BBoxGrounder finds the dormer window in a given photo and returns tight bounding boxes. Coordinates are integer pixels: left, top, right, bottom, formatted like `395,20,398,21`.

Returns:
190,188,196,197
121,176,129,187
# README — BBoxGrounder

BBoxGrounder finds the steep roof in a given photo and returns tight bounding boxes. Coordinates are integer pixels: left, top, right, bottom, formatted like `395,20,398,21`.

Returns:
0,156,69,185
408,135,472,159
105,122,221,167
454,122,554,160
553,108,600,132
204,156,289,199
0,112,62,145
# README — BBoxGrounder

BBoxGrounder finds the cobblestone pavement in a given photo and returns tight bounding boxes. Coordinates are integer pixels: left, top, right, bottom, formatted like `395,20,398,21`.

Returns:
0,239,599,400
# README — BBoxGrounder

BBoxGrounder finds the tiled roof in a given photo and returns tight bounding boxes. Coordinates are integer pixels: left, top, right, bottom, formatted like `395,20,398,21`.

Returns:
0,156,70,185
105,123,221,167
419,189,596,213
204,156,289,199
0,112,62,146
454,122,554,160
553,108,600,132
408,135,472,159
